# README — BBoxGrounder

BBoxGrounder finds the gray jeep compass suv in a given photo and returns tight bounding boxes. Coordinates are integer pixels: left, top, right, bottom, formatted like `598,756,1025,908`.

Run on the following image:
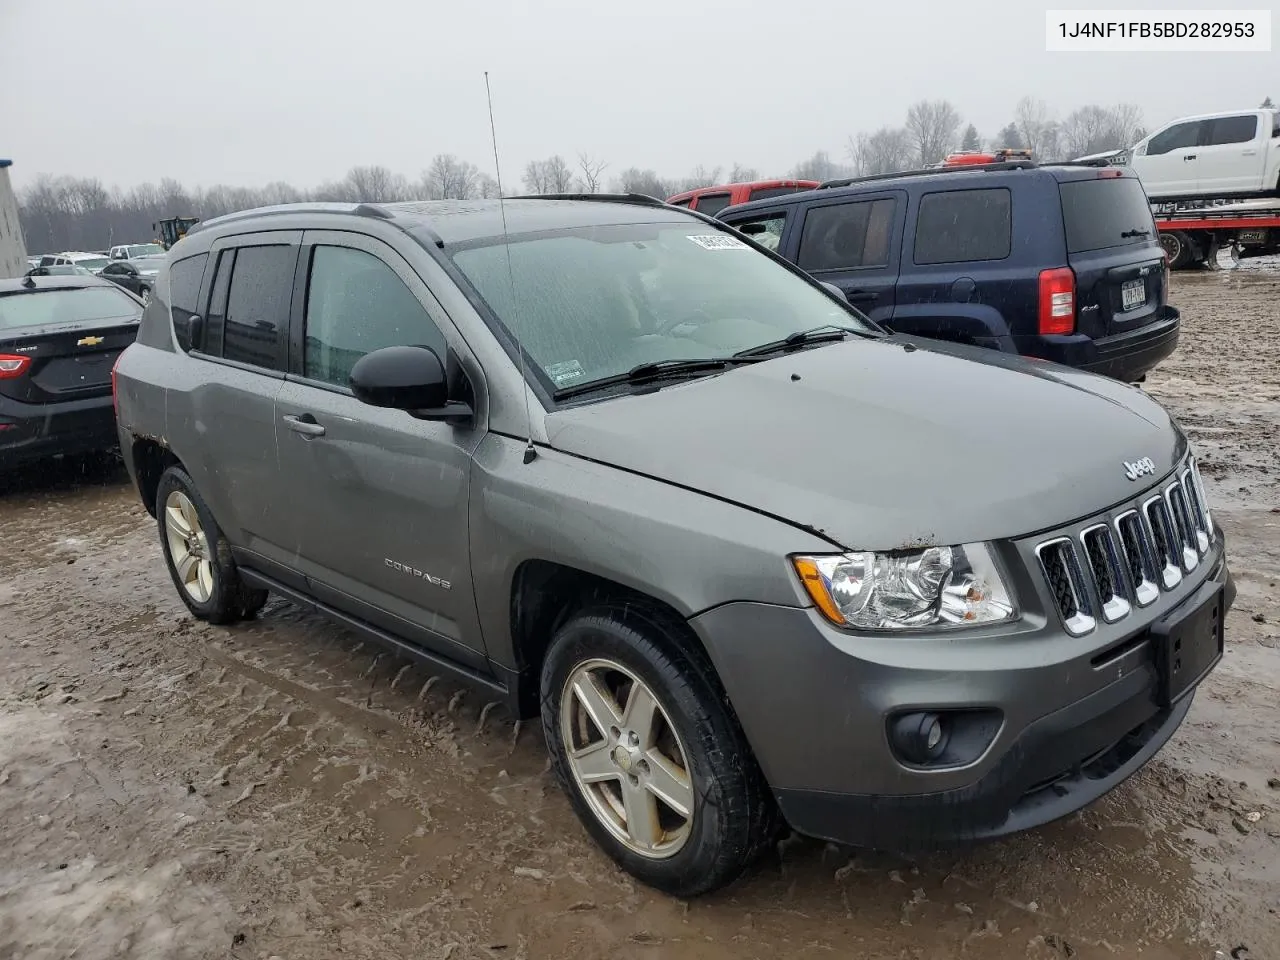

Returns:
112,195,1234,897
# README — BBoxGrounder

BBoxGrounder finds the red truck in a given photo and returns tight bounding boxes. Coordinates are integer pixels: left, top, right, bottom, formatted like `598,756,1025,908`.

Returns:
666,179,820,217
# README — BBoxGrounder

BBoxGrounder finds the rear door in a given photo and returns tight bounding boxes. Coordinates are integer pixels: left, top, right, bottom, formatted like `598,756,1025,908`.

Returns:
1058,174,1167,339
792,191,905,324
185,232,302,580
0,284,141,407
1195,113,1266,194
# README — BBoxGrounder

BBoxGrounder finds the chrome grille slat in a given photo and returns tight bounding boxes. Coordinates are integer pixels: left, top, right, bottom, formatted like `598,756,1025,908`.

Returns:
1036,538,1096,637
1037,459,1214,634
1080,524,1130,623
1165,484,1199,572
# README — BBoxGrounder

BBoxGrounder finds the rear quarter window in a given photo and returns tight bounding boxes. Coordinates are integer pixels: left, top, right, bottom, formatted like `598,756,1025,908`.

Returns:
913,188,1011,265
168,253,208,351
693,193,733,217
1059,177,1157,254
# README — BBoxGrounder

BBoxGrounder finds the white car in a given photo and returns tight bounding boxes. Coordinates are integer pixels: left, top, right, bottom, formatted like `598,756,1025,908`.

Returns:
38,251,112,274
109,242,164,260
1128,108,1280,201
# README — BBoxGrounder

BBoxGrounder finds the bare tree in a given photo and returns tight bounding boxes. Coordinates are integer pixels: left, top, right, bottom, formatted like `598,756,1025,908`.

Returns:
790,151,847,182
728,163,759,183
905,99,961,167
422,154,481,199
1014,97,1058,158
615,168,670,199
523,156,574,194
577,153,608,193
847,128,912,176
1059,103,1147,159
341,165,409,202
475,173,502,199
672,165,723,193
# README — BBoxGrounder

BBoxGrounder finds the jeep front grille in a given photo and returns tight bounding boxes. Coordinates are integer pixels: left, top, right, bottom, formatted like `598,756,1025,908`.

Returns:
1037,459,1213,636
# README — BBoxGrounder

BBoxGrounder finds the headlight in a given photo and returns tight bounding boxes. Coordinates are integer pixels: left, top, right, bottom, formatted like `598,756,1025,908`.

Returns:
792,543,1016,631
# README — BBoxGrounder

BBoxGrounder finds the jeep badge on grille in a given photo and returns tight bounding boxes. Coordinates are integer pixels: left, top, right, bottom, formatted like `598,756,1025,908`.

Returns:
1123,457,1156,481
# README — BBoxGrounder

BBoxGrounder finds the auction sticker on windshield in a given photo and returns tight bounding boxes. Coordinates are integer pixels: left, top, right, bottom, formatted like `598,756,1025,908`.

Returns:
687,235,748,251
546,360,587,387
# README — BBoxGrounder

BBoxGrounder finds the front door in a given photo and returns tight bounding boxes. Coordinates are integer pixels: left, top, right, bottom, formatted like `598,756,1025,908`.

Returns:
273,230,489,670
1133,120,1203,198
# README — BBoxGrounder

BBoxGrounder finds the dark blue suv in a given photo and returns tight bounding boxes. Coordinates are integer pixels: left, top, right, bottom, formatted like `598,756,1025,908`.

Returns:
717,162,1179,383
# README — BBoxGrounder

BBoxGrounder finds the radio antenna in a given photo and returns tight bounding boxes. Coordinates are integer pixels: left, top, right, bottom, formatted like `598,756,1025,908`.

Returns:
485,71,537,465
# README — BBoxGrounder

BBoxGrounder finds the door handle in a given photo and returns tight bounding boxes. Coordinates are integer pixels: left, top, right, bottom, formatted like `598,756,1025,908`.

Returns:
1182,154,1197,161
282,413,325,438
1242,148,1258,155
845,289,877,302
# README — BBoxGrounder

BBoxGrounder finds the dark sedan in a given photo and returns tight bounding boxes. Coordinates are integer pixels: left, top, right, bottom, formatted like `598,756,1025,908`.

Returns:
0,275,144,468
100,255,166,299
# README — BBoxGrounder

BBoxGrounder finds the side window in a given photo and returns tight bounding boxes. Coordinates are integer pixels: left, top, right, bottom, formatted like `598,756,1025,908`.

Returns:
303,245,446,389
749,186,807,202
221,245,294,370
797,198,896,271
693,193,733,218
669,197,692,207
1147,121,1200,156
1204,114,1258,146
733,213,787,252
913,188,1011,265
168,253,208,352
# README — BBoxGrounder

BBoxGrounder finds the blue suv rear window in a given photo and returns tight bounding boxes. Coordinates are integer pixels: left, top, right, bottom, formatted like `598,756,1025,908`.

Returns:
913,188,1011,265
1060,177,1157,254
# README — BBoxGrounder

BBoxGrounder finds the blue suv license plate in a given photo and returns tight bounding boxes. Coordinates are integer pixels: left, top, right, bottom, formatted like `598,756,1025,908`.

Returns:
1151,583,1224,706
1121,278,1145,311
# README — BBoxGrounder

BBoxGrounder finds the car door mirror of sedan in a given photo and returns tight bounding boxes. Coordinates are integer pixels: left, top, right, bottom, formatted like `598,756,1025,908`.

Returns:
349,345,473,424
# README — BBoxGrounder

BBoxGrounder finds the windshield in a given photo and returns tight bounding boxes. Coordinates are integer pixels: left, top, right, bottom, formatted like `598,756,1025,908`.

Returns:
73,257,111,272
128,244,164,258
449,222,872,396
0,287,142,331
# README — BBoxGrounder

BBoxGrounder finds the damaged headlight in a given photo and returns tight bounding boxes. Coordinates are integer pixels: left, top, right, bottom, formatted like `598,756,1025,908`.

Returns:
791,543,1017,631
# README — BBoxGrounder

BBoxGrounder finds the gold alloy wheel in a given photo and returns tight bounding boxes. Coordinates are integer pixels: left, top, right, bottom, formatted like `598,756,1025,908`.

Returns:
560,657,695,859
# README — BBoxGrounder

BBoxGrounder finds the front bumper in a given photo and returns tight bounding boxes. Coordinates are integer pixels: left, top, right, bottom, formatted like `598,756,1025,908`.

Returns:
1015,308,1180,383
691,542,1232,853
0,393,120,468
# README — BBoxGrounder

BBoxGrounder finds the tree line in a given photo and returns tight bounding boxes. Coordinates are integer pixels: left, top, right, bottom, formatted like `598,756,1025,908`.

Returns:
17,94,1273,253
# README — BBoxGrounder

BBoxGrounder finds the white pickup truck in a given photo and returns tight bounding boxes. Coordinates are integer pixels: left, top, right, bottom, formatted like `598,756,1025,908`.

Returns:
1128,108,1280,202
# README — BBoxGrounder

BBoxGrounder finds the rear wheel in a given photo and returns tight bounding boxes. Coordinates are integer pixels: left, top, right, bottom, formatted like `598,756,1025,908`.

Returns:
156,465,268,624
541,604,776,897
1160,230,1193,269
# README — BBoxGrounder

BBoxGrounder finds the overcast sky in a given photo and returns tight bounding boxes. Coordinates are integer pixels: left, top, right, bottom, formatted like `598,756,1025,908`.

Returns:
2,0,1275,192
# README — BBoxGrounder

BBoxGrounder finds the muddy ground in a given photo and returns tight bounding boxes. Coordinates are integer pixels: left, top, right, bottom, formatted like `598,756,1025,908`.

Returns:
1,262,1278,960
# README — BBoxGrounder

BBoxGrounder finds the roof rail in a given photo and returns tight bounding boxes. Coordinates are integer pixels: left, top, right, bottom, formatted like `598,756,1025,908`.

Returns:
818,160,1037,190
189,201,397,235
511,192,668,206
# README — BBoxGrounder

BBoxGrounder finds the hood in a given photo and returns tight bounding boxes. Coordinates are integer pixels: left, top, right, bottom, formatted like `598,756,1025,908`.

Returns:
544,337,1185,551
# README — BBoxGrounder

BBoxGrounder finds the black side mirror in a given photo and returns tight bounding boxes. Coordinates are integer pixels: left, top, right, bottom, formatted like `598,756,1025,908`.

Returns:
350,345,473,424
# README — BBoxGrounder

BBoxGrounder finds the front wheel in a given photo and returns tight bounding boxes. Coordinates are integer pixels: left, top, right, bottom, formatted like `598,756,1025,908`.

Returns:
541,604,775,897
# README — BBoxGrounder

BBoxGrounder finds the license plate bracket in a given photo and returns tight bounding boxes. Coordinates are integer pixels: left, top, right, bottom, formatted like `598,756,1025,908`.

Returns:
1151,584,1224,707
1121,277,1146,311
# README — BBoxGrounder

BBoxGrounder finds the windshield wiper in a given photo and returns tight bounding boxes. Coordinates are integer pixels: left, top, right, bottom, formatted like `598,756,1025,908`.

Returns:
733,324,853,359
1121,228,1151,238
552,357,757,401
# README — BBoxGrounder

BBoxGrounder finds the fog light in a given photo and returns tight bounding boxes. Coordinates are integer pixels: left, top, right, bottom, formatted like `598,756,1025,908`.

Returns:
890,712,948,765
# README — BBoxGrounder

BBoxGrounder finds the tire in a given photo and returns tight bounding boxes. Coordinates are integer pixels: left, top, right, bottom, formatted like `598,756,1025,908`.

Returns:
1161,230,1193,269
155,465,269,624
540,603,775,897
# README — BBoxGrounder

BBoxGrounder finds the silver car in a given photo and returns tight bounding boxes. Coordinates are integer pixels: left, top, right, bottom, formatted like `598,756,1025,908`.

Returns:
112,196,1233,897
